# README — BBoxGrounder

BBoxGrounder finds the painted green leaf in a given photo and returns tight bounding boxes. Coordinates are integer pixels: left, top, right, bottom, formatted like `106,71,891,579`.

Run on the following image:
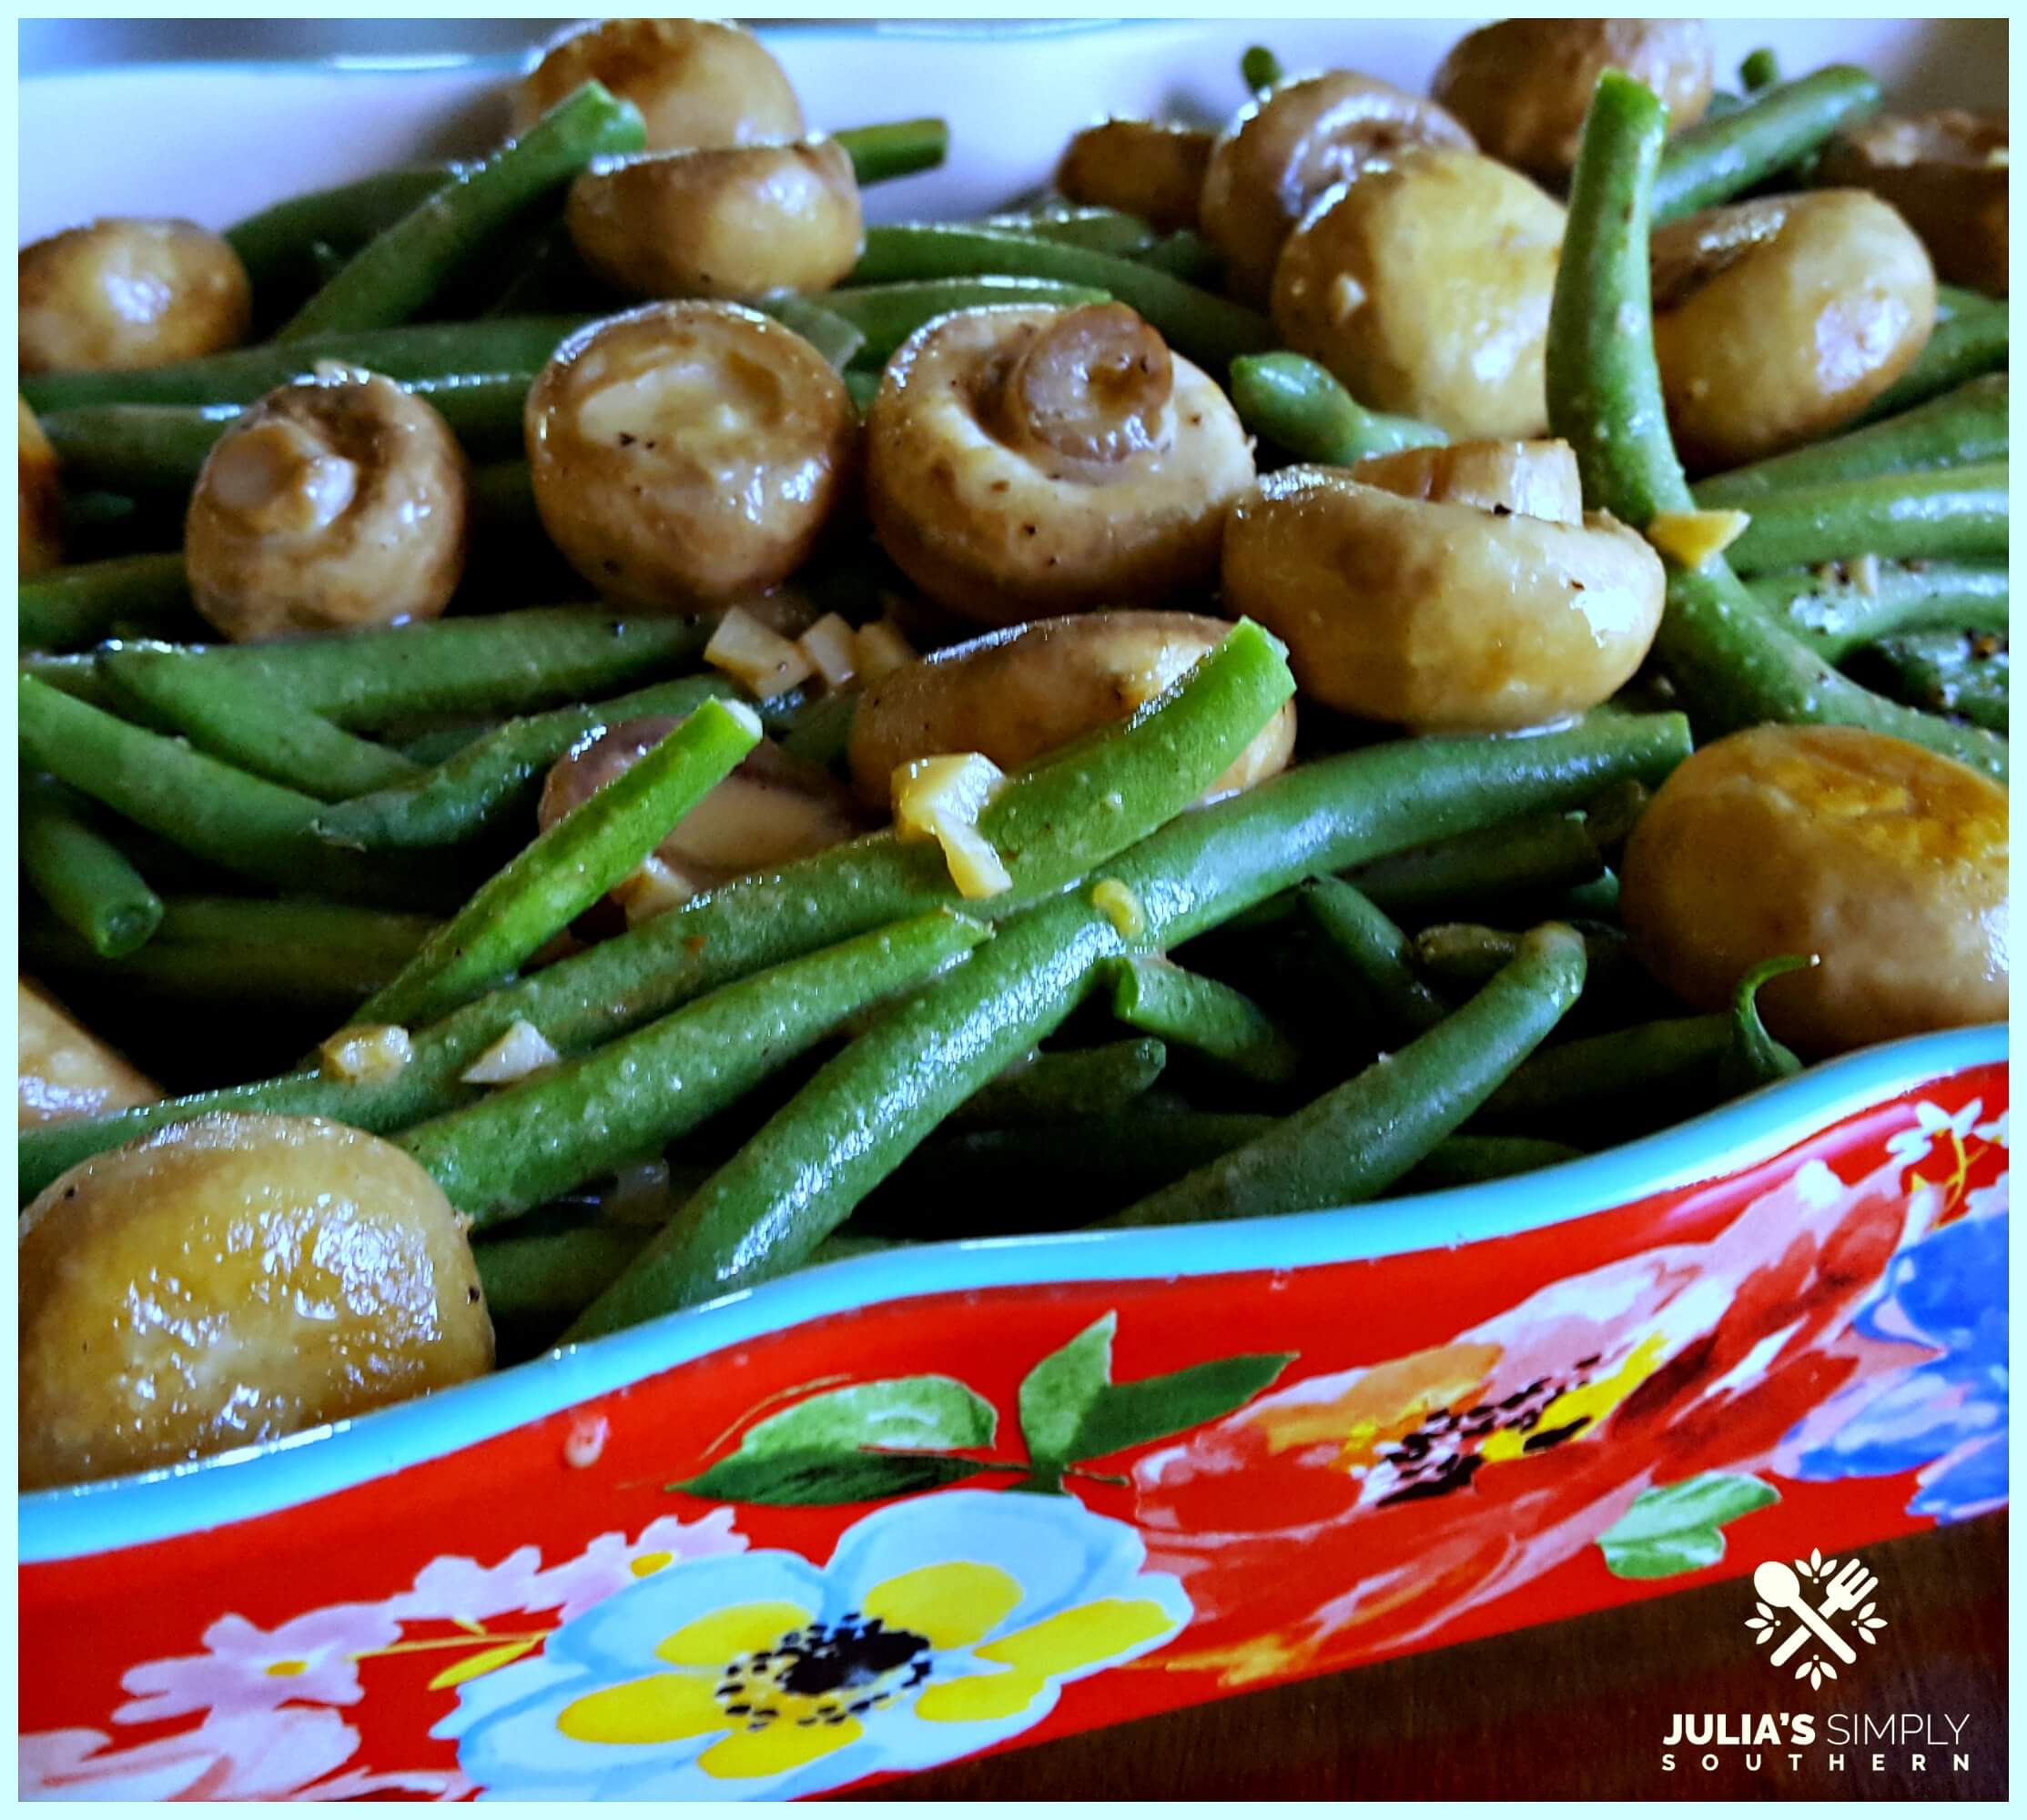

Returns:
1066,1353,1295,1464
666,1375,998,1505
736,1376,997,1457
1018,1313,1116,1467
673,1448,989,1506
1598,1471,1781,1579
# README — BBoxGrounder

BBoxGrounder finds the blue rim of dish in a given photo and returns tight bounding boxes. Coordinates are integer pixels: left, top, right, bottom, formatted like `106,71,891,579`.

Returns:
20,1023,2004,1562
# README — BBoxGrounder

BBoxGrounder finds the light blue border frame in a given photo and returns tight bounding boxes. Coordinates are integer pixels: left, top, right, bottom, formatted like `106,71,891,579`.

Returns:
21,1025,2003,1562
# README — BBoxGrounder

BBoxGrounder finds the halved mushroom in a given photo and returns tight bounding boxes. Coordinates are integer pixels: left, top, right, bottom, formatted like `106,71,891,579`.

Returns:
566,138,863,299
18,977,158,1129
1432,19,1714,181
1221,441,1665,733
1198,72,1475,302
514,16,805,151
1056,119,1215,233
1271,147,1565,440
846,611,1296,811
1819,109,2008,297
1622,723,2010,1057
525,302,856,612
18,398,61,578
20,1112,492,1490
865,303,1253,627
19,217,251,374
185,365,469,642
540,713,866,923
1651,191,1937,470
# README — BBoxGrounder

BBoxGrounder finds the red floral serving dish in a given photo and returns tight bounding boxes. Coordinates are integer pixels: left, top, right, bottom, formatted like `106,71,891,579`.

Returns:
20,1026,2006,1799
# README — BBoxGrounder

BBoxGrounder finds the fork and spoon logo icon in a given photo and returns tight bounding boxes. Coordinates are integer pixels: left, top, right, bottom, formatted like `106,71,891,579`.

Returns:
1745,1548,1887,1688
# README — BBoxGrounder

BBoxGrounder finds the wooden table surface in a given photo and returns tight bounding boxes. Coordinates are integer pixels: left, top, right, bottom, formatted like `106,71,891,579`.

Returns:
892,1515,2007,1801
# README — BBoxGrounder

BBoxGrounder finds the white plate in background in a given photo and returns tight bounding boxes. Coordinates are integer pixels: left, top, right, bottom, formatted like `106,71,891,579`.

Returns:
18,18,2006,243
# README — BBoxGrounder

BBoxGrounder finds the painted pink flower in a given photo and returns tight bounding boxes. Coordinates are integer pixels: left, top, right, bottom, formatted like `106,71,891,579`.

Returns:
524,1507,747,1621
20,1706,461,1802
1130,1142,1932,1686
388,1544,547,1625
114,1603,402,1725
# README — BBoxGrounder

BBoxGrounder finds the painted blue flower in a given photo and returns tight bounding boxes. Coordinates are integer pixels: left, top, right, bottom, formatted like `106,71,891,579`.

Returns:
435,1489,1189,1800
1780,1206,2007,1522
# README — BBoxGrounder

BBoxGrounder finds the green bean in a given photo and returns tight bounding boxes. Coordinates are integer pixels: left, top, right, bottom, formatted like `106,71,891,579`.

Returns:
778,687,859,770
1717,956,1807,1096
279,85,644,341
1105,925,1587,1228
1343,809,1603,918
1855,298,2010,424
96,605,714,732
21,778,164,958
954,1037,1168,1127
17,672,439,905
1745,561,2009,662
36,641,1631,1202
1242,45,1283,95
750,297,865,369
18,553,193,651
1298,877,1446,1039
19,651,125,712
312,674,751,849
1484,953,1802,1118
1693,376,2008,507
1110,957,1301,1083
829,278,1111,368
1415,920,1631,989
847,224,1275,369
833,116,949,187
1228,351,1445,463
1738,48,1781,93
105,648,424,802
1867,629,2010,733
39,402,241,493
35,376,541,496
477,1225,648,1330
225,165,463,292
350,699,759,1030
400,909,990,1225
25,896,438,1006
1546,71,2006,781
844,369,882,415
20,317,594,414
1401,1134,1586,1191
1136,229,1225,288
981,207,1157,258
897,1107,1278,1202
564,715,1687,1332
1723,465,2008,572
1651,66,1882,222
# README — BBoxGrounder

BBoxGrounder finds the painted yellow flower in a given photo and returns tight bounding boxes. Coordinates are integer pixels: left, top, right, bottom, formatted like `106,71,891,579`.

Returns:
437,1490,1189,1799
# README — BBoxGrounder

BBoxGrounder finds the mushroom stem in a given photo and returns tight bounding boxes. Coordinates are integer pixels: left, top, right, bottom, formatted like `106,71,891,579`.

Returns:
998,302,1173,462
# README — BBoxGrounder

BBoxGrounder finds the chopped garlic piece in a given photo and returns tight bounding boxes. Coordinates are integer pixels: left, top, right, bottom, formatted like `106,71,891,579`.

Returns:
893,752,1012,899
319,1024,412,1085
460,1018,562,1086
1647,508,1751,569
704,605,816,700
1846,551,1881,598
932,815,1014,899
612,854,704,925
893,753,1005,840
1090,877,1146,940
855,616,918,680
798,612,859,691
